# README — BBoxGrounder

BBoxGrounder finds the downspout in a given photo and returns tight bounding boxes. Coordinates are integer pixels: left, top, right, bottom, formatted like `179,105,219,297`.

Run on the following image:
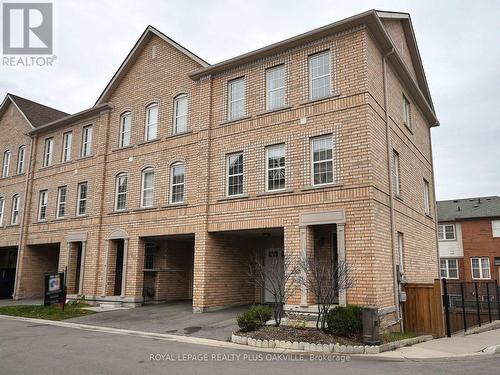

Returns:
382,48,402,331
13,134,37,299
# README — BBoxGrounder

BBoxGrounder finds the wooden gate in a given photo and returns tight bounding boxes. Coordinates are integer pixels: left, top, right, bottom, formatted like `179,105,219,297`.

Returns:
403,280,444,337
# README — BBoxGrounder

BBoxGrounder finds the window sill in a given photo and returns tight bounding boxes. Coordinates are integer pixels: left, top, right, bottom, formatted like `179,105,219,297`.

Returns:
394,195,403,202
161,202,188,209
108,209,130,215
425,213,433,219
300,92,341,106
255,188,294,197
6,224,19,228
165,131,192,140
300,183,343,192
217,194,249,202
220,115,252,127
137,138,162,147
77,155,94,161
111,145,134,153
132,206,158,212
256,106,293,117
404,123,414,134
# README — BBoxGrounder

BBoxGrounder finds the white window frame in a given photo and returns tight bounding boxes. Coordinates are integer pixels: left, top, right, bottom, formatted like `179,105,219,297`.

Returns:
173,95,188,134
228,77,246,121
266,65,286,111
2,150,10,178
170,162,185,204
392,150,401,197
438,224,456,241
226,152,244,197
492,220,500,238
38,190,48,221
141,168,155,208
11,194,20,225
308,50,331,101
440,258,459,279
397,231,404,271
119,112,132,148
265,144,286,192
115,173,128,211
424,179,431,215
56,186,67,219
43,138,53,167
311,135,334,186
145,104,159,141
0,197,4,225
76,182,88,216
403,94,412,128
471,257,491,280
17,145,26,174
62,131,72,162
81,125,93,157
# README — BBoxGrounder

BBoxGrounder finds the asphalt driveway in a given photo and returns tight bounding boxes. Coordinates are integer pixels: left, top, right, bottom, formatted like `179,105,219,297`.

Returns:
69,301,247,341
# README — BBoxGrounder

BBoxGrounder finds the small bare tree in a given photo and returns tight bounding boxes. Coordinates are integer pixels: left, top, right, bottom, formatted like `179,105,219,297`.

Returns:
298,257,354,330
247,252,300,326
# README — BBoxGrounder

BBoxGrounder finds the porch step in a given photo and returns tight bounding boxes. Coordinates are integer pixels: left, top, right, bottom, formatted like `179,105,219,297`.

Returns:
98,301,123,308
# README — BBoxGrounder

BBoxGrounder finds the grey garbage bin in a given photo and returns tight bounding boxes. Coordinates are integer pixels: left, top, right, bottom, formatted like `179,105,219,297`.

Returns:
362,307,380,345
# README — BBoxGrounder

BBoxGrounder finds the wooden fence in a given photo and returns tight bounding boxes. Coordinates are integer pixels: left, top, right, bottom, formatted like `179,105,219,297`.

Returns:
403,280,444,337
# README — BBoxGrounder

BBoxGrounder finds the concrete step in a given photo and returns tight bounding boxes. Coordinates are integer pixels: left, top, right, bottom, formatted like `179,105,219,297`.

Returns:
98,301,123,308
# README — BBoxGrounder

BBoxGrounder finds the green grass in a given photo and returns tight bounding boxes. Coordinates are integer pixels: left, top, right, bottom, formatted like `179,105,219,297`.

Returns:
0,302,95,321
380,331,418,344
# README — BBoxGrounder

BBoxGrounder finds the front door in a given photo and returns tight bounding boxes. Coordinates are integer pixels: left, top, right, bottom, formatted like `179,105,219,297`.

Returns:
114,241,124,296
264,248,284,303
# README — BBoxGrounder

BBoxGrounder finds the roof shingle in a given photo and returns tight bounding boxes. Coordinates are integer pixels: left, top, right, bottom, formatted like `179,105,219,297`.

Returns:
437,196,500,222
8,94,69,127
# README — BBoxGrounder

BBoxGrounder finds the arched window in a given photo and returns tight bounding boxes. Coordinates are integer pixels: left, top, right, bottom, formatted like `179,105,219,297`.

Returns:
173,94,188,134
17,145,26,174
119,112,132,148
141,167,155,208
170,162,185,203
145,103,158,141
11,194,20,225
115,173,128,211
2,150,11,178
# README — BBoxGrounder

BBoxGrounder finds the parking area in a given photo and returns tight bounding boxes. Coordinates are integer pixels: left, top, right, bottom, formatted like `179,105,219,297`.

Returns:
69,301,248,341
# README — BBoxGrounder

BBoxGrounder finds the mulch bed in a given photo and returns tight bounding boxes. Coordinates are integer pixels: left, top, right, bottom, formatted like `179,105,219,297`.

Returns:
237,326,362,346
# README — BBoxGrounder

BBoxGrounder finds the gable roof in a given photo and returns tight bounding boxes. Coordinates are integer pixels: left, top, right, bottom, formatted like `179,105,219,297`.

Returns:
0,93,69,129
95,25,209,105
437,196,500,222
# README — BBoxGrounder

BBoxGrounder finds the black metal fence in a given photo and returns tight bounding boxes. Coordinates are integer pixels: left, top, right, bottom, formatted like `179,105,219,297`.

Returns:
442,279,500,337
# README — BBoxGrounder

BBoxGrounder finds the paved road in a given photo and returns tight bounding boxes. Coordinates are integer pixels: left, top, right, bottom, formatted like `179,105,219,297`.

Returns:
0,318,499,375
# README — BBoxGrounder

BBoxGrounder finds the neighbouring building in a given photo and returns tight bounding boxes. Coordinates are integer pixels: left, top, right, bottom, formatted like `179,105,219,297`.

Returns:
0,10,439,329
437,196,500,283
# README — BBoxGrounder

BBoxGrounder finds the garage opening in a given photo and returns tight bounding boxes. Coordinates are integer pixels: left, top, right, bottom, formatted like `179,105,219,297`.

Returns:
0,247,17,299
22,243,60,298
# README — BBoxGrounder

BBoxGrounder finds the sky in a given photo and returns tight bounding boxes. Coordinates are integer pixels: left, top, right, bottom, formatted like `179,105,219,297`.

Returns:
1,0,499,201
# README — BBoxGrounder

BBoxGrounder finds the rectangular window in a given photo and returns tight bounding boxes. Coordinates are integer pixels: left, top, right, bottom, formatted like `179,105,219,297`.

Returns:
440,259,459,279
228,77,246,120
43,138,54,167
173,95,188,134
81,126,93,157
56,186,67,219
424,179,431,215
492,220,500,237
11,195,20,225
309,51,331,100
17,146,26,174
397,232,404,270
38,190,48,221
471,257,491,279
77,182,88,216
170,163,185,203
119,112,131,148
403,95,411,128
62,131,72,162
311,135,333,186
141,169,155,207
266,144,286,191
392,150,401,196
145,104,158,141
227,152,244,196
2,151,10,178
0,197,4,225
144,243,155,270
115,174,128,211
438,224,456,241
266,65,286,110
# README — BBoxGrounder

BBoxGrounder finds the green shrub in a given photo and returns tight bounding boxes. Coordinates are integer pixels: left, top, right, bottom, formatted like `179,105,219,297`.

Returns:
236,305,272,332
326,305,362,337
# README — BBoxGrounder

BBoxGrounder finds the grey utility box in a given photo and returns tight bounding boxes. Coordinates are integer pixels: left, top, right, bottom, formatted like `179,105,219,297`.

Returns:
362,307,380,345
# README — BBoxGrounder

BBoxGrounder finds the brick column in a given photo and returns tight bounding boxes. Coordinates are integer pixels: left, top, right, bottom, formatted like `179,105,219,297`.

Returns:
101,240,109,297
337,223,346,306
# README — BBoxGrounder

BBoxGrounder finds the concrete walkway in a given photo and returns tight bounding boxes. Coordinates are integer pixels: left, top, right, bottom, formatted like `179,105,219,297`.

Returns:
0,298,43,307
373,328,500,359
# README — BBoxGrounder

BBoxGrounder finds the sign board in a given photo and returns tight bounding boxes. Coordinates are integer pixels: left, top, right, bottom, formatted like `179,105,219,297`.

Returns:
44,272,65,306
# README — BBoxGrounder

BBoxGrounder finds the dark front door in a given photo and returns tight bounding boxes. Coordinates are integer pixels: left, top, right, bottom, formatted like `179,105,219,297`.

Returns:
0,269,15,299
114,240,124,296
74,243,83,294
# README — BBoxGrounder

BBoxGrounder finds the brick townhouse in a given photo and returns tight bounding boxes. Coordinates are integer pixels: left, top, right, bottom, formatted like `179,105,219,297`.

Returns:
437,196,500,283
0,10,439,329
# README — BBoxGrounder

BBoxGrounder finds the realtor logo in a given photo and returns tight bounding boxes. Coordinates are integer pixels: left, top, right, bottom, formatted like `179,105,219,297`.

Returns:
2,3,53,54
